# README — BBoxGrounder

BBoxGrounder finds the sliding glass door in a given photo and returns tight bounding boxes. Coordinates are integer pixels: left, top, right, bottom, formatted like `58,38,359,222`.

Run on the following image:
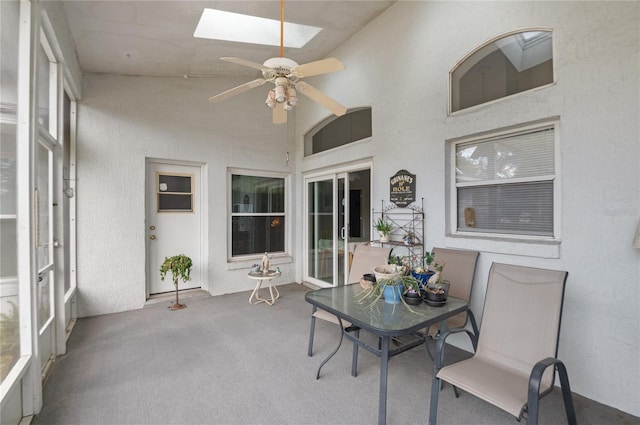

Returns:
305,168,370,287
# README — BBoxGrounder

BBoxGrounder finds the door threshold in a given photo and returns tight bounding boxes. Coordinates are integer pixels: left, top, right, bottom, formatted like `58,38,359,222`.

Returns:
145,289,210,307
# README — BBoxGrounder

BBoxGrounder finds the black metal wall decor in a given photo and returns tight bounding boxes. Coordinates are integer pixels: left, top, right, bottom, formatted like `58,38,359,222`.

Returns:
389,169,416,207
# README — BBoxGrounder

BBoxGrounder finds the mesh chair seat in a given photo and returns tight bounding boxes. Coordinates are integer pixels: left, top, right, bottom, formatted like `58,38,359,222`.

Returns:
437,357,546,418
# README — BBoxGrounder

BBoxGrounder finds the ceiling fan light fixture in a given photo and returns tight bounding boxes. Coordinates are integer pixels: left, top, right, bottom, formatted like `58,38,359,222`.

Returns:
286,88,297,106
266,90,276,108
274,85,286,103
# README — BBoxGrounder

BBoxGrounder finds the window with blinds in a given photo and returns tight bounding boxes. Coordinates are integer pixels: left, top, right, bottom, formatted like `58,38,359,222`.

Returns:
453,124,556,237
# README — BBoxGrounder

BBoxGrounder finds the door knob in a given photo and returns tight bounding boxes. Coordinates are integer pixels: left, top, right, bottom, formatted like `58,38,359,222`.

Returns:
150,235,156,240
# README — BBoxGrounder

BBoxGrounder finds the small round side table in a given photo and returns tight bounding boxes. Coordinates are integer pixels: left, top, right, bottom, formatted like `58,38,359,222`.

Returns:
247,270,281,305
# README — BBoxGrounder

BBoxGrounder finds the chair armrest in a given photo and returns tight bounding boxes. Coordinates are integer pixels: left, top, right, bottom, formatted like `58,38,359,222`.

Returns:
529,357,560,399
528,357,574,424
434,327,478,370
467,309,479,339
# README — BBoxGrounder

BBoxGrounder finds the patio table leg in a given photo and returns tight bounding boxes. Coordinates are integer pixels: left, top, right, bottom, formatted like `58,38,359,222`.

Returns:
378,336,390,425
316,317,345,379
351,328,360,377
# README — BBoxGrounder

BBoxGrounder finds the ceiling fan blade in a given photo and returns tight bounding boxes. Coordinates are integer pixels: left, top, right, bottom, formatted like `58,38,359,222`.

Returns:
208,78,266,103
291,58,345,78
273,103,287,124
295,81,347,116
221,57,272,72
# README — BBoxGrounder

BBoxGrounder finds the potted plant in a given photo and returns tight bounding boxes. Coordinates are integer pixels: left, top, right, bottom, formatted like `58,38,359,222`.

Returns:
159,254,193,311
423,262,450,306
356,264,422,310
412,249,435,287
374,218,393,243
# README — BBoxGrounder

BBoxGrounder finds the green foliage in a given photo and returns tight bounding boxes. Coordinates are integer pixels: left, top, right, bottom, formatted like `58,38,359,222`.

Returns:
0,301,20,381
423,250,435,267
0,301,19,351
356,273,421,312
159,254,193,288
374,218,393,234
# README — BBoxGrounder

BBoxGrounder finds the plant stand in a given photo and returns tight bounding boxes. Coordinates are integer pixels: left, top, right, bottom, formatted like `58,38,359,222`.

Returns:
247,270,281,305
372,199,425,270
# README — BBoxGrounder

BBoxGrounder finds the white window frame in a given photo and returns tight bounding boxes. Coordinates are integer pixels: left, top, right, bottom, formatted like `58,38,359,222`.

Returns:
447,119,561,256
227,168,290,263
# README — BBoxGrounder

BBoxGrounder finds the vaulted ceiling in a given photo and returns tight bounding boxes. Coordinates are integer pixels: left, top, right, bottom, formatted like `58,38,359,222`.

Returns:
61,1,396,78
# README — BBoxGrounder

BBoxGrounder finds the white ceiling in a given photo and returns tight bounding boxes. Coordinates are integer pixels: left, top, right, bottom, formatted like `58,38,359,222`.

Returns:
61,1,396,78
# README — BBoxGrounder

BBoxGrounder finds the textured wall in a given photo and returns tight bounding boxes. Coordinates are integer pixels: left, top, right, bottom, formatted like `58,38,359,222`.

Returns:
76,75,293,316
294,0,639,416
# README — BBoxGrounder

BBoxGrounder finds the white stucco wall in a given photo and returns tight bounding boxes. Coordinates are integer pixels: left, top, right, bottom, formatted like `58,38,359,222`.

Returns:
75,75,295,316
294,0,639,416
74,0,639,417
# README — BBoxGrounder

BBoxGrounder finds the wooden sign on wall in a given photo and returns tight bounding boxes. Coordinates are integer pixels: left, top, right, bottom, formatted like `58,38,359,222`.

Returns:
390,169,416,207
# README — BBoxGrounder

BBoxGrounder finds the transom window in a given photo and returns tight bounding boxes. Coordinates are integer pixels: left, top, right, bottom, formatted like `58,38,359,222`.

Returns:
304,107,372,156
230,171,287,258
451,121,558,238
450,30,554,113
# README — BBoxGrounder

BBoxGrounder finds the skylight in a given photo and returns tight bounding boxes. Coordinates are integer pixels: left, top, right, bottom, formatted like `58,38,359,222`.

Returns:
193,9,322,49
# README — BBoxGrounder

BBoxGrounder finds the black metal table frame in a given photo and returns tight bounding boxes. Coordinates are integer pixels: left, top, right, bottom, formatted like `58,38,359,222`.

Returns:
306,288,469,425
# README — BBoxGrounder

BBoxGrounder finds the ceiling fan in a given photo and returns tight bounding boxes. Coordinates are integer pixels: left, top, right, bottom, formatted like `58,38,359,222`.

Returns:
208,0,347,124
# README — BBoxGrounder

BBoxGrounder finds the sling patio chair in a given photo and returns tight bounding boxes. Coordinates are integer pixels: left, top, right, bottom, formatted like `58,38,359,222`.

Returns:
307,243,391,357
425,247,479,338
429,262,576,425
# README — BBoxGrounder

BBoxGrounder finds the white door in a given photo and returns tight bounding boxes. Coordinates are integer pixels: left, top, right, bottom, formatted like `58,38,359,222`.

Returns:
146,161,202,295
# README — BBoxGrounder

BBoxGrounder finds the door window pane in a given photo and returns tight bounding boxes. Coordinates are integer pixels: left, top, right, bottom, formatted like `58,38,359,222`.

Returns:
37,42,50,128
307,180,334,283
157,173,193,212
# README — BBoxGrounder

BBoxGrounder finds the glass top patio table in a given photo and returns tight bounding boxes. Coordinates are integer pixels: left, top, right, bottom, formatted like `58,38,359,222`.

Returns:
305,284,468,335
305,284,469,425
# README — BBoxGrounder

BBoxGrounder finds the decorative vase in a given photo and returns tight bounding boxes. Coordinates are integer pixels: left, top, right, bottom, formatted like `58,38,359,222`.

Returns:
379,232,390,243
411,270,435,288
383,284,404,304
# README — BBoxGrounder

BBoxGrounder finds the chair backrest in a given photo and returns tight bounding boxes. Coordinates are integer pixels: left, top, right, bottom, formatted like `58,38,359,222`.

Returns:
432,247,479,304
347,244,392,284
476,263,568,390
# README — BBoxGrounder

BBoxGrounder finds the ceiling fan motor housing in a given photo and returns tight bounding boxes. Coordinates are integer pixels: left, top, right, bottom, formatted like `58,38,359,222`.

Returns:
263,57,300,80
